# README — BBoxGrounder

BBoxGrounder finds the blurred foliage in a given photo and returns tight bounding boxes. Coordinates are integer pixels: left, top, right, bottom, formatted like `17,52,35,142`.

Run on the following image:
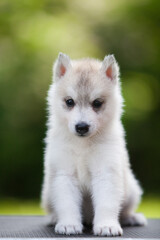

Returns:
0,0,160,198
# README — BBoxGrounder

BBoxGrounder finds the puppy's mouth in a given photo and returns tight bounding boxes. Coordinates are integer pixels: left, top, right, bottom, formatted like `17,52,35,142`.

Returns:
76,132,89,137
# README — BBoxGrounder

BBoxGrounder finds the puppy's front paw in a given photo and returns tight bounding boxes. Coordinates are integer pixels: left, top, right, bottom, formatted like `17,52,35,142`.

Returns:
93,223,123,236
55,222,83,235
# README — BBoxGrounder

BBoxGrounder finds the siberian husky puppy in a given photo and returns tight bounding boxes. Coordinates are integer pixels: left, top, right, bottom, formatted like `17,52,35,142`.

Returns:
41,53,146,236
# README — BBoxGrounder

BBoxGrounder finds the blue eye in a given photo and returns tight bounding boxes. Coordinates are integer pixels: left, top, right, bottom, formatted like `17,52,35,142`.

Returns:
66,98,75,107
92,99,103,109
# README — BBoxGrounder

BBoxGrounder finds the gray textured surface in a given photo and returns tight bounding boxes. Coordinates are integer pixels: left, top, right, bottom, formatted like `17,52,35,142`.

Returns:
0,216,160,238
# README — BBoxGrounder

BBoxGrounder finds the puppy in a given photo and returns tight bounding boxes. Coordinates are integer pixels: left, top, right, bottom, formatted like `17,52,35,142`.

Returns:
41,53,147,236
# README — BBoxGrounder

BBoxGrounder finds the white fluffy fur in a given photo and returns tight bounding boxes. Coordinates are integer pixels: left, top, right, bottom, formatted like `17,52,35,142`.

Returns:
41,53,147,236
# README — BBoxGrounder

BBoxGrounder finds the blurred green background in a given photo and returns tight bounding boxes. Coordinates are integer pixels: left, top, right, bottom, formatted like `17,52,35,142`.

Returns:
0,0,160,216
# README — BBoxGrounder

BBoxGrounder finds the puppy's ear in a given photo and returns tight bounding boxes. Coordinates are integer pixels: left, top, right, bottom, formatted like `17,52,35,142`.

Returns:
53,52,71,81
101,55,120,83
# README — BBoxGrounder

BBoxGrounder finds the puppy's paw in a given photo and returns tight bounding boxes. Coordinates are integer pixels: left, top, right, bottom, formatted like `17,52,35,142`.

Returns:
93,223,123,236
121,213,147,226
55,222,83,235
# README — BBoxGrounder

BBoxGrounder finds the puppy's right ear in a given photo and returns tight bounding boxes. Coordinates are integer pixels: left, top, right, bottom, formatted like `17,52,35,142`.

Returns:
53,52,71,81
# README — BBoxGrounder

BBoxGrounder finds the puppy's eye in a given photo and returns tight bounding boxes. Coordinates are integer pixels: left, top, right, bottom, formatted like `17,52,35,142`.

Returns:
92,99,103,109
65,98,75,108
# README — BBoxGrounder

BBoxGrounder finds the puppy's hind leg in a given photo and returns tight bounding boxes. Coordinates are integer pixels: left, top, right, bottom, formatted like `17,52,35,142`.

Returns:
120,171,147,226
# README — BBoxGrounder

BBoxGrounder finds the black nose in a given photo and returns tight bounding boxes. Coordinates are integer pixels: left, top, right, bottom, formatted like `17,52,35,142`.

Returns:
75,122,90,135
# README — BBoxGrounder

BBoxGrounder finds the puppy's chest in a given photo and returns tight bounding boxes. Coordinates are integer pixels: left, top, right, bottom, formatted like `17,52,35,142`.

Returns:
75,159,91,188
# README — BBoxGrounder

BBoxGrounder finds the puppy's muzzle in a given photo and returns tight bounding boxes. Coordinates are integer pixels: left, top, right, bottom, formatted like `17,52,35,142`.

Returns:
75,122,90,136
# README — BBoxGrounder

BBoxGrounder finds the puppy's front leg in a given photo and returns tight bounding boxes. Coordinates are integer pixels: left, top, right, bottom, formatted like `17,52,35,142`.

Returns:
53,174,83,235
92,171,123,236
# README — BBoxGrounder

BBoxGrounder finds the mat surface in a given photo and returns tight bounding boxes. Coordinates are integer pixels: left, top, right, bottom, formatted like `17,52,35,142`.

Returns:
0,216,160,238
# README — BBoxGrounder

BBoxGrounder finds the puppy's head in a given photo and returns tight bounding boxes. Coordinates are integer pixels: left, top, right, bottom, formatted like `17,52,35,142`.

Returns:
50,53,123,138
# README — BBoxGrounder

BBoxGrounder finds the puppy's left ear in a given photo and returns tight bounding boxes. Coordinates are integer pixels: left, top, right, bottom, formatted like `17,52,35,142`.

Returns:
53,52,71,82
101,55,120,83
